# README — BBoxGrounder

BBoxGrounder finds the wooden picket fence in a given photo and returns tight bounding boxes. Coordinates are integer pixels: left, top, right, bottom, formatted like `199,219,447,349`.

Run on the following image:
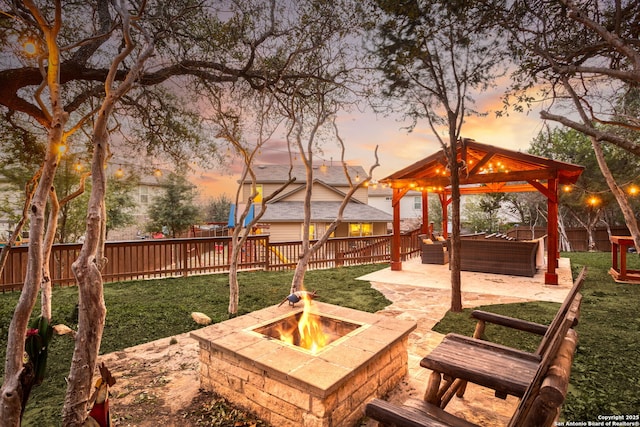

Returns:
0,231,422,292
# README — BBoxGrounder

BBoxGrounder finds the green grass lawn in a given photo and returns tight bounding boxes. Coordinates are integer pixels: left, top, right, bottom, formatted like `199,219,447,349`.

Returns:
2,252,640,424
0,264,390,426
433,251,640,420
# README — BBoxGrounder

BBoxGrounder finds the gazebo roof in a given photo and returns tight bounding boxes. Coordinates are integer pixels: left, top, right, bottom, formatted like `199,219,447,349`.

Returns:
381,139,584,194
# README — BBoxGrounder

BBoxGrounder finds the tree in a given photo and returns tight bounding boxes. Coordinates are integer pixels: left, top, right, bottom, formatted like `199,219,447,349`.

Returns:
146,173,200,238
2,0,376,422
203,0,373,315
372,0,508,311
463,193,508,233
204,194,232,223
487,0,640,250
529,126,640,250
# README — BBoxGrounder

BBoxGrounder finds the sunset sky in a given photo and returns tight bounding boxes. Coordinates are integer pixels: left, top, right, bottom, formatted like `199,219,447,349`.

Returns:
192,88,547,200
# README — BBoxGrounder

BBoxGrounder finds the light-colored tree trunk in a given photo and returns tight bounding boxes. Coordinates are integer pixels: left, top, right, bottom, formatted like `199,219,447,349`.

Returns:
0,132,64,427
0,1,66,422
290,121,379,294
558,209,573,252
41,174,90,320
590,137,640,251
40,188,60,321
554,63,640,252
63,128,109,425
62,2,154,422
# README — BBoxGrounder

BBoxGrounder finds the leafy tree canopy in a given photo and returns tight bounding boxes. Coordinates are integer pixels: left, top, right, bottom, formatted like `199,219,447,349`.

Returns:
146,173,200,238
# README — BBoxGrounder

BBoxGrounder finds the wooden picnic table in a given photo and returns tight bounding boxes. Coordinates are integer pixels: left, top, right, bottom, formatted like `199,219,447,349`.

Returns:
610,236,640,284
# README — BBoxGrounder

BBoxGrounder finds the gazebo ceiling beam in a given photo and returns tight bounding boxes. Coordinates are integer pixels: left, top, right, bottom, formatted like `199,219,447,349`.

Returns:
467,152,495,176
383,169,558,190
456,183,539,194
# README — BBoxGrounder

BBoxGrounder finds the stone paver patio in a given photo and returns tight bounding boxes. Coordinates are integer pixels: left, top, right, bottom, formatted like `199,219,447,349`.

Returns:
357,256,573,426
98,256,573,426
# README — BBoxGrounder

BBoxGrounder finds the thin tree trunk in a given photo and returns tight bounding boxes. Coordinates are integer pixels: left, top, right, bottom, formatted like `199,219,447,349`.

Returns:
228,230,242,316
556,73,640,251
590,137,640,251
0,1,65,421
63,129,108,426
558,210,572,252
449,138,462,313
0,130,64,427
0,172,40,280
41,188,60,322
62,2,154,421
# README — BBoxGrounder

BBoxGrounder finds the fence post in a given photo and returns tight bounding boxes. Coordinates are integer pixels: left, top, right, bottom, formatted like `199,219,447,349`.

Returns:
183,240,189,277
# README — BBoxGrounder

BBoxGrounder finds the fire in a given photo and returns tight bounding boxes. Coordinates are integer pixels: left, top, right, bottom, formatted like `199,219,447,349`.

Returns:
297,294,327,353
276,289,328,354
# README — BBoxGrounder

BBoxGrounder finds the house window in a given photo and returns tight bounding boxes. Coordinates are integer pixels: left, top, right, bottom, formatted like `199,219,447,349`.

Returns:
253,184,263,203
349,222,373,237
140,186,149,204
308,223,334,239
414,196,422,210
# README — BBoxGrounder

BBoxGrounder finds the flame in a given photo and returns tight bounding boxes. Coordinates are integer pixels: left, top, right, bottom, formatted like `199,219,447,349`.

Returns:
297,294,327,354
276,289,328,354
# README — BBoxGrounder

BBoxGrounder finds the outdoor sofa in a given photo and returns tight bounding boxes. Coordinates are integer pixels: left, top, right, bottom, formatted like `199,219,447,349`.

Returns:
419,234,449,265
455,237,540,277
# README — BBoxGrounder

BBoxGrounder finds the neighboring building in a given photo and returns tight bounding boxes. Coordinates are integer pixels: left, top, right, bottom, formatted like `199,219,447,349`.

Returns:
239,165,392,242
367,187,424,219
105,164,169,240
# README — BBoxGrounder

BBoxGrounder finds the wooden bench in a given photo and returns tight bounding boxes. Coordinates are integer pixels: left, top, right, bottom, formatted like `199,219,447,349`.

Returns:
421,266,586,408
365,266,586,426
365,309,580,426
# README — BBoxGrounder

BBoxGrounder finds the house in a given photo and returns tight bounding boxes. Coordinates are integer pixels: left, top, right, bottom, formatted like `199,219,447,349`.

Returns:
367,187,424,219
238,165,392,242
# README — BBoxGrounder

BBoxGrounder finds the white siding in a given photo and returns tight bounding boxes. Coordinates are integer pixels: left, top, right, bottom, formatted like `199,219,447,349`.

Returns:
369,194,423,219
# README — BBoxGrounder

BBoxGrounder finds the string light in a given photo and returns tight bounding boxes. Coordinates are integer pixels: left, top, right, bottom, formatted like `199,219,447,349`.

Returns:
114,167,124,178
24,41,37,55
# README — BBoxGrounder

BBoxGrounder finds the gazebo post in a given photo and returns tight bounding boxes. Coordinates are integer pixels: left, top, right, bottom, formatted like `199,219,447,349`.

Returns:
391,188,402,271
545,178,559,285
421,190,429,235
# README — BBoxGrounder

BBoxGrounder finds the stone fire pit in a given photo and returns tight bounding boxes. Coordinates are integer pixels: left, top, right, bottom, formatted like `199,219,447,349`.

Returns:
190,301,416,427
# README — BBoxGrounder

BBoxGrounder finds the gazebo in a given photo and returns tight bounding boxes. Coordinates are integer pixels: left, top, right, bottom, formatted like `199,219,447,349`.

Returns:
380,138,584,285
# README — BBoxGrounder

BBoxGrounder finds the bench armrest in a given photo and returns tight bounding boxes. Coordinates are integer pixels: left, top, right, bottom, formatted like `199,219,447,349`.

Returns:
471,310,548,336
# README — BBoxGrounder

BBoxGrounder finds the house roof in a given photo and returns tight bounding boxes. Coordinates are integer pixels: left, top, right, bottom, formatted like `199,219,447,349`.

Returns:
381,139,585,194
271,179,362,204
257,201,393,223
244,165,367,186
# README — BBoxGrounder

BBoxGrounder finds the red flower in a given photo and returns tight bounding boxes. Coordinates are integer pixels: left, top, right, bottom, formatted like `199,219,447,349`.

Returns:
26,328,39,337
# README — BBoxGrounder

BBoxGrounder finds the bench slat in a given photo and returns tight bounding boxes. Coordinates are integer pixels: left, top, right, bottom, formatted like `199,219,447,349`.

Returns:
421,335,538,397
365,398,479,427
